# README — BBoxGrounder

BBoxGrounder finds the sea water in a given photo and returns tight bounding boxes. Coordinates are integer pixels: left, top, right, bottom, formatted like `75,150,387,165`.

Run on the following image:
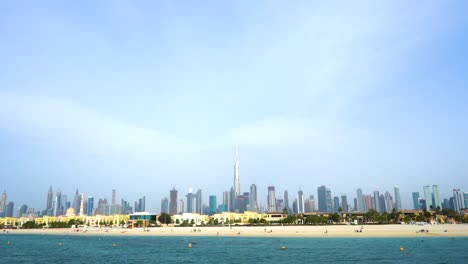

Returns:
1,234,467,263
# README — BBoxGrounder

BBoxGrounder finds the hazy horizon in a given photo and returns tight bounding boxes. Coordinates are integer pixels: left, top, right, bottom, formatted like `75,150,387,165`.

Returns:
1,0,467,213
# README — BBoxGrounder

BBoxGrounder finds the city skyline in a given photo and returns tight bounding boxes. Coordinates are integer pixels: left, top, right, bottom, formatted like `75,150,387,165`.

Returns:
1,180,466,218
1,1,468,213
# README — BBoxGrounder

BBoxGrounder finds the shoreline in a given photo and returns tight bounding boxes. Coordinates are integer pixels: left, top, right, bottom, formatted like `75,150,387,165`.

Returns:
4,224,468,238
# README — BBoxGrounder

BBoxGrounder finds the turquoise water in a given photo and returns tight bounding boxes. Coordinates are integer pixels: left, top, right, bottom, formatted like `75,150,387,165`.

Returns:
1,234,467,263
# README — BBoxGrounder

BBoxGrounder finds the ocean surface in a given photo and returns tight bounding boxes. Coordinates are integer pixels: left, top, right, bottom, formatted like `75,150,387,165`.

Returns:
1,234,467,263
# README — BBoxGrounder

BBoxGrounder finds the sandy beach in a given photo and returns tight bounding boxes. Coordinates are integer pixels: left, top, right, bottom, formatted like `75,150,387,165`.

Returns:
5,224,468,238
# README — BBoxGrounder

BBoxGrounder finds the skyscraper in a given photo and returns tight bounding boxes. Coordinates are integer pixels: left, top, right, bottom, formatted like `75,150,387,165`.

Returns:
234,145,240,197
341,194,349,212
373,191,381,213
384,191,393,213
229,187,235,212
72,189,80,215
432,185,441,210
356,188,364,212
54,190,63,216
86,197,94,216
464,192,468,209
179,199,184,214
284,190,290,213
412,192,420,209
333,196,340,213
453,188,464,212
186,188,195,213
195,189,203,214
161,198,169,214
250,184,258,212
325,188,332,213
267,186,276,212
297,189,304,213
46,186,53,213
317,186,327,212
209,195,217,215
112,189,116,205
6,202,14,217
169,188,178,215
0,191,7,216
394,186,402,211
423,185,433,210
223,191,230,211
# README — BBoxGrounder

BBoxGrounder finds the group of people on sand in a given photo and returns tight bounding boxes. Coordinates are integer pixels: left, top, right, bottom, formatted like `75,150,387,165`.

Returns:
354,226,364,233
416,229,429,233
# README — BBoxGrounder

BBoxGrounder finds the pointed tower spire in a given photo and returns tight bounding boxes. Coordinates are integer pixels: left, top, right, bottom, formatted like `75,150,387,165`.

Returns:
235,144,238,161
233,145,240,197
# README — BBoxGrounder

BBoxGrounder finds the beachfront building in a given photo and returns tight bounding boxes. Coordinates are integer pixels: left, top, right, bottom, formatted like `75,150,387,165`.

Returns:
211,211,266,225
27,212,129,228
0,217,17,227
173,213,209,226
128,212,156,228
265,212,287,223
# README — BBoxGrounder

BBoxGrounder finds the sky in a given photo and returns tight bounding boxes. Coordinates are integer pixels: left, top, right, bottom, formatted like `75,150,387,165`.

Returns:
1,0,467,213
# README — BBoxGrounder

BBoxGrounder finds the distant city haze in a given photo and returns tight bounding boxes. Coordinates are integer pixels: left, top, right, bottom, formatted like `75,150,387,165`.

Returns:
0,1,467,213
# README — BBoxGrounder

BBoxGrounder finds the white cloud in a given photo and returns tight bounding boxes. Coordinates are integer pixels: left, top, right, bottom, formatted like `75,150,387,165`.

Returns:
0,92,199,160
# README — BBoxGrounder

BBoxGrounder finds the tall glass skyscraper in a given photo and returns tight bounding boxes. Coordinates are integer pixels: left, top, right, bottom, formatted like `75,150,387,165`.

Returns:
46,186,53,213
423,185,432,210
209,195,217,215
373,191,381,213
186,188,194,213
412,192,420,209
394,186,402,211
234,145,240,197
169,188,178,215
249,184,257,212
356,188,364,212
297,190,304,213
432,185,441,210
195,189,203,214
284,190,289,213
317,186,327,212
341,194,348,212
453,188,464,212
464,192,468,210
161,198,169,214
267,186,276,212
86,197,94,216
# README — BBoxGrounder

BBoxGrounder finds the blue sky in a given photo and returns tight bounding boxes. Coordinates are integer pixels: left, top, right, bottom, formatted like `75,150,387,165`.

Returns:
1,0,467,212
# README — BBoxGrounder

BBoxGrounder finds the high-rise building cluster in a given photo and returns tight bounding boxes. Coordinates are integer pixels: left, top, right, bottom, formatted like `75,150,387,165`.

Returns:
0,187,146,218
2,147,467,218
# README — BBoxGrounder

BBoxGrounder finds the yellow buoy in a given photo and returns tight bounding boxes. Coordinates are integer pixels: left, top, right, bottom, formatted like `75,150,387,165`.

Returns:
58,242,62,246
188,243,192,248
112,243,117,247
400,247,404,251
7,241,11,245
281,246,286,250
